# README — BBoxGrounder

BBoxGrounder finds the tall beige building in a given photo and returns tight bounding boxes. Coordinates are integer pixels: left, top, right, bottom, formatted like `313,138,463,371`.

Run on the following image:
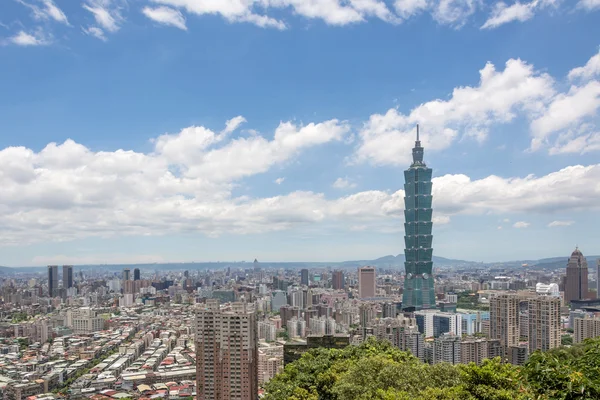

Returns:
528,296,561,353
574,316,600,344
195,300,258,400
489,294,521,352
358,266,376,298
565,247,589,303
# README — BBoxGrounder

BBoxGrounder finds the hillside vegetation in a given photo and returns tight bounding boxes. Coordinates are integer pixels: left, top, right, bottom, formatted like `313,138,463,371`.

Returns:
264,337,600,400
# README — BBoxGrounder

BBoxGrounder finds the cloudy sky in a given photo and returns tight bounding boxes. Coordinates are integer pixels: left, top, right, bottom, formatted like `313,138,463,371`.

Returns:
1,0,599,266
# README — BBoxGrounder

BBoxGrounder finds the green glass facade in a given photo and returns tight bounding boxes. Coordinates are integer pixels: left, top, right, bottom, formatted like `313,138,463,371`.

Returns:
402,129,436,311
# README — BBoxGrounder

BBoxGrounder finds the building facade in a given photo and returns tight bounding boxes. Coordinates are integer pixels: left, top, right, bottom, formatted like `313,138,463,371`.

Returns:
489,294,521,352
358,266,376,298
402,126,435,311
195,300,258,400
62,265,73,292
332,270,344,290
574,316,600,343
47,265,58,298
565,247,589,303
528,296,561,353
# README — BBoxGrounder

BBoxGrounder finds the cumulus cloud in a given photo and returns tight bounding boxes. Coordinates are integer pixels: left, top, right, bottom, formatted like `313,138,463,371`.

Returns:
513,221,530,228
568,50,600,81
142,6,188,30
353,58,554,165
1,115,599,248
548,220,574,227
333,177,358,190
274,177,285,185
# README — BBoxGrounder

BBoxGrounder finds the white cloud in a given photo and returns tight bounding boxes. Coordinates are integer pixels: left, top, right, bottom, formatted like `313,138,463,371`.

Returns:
354,58,554,165
578,0,600,10
0,121,599,246
82,26,107,41
513,221,530,228
568,50,600,81
17,0,69,25
83,0,125,39
548,220,574,227
222,116,247,135
432,0,478,26
530,81,600,150
7,30,51,46
481,2,535,29
275,177,285,185
143,6,188,30
333,177,358,190
394,0,428,18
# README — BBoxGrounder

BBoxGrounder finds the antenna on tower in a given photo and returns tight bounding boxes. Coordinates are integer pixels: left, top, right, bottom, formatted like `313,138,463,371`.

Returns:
416,124,420,142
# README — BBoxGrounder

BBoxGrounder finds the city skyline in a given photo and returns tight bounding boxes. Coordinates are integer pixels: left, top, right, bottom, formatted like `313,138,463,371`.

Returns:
1,2,600,266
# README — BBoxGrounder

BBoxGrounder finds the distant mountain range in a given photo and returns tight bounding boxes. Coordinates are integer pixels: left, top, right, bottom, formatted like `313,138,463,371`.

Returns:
2,253,597,274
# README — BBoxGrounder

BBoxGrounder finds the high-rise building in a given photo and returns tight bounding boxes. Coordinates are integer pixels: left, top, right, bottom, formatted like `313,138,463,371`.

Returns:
332,270,344,290
195,300,258,400
574,316,600,343
402,126,435,311
123,268,131,281
62,265,73,290
300,269,309,286
461,337,490,365
528,296,561,353
565,247,589,303
490,294,521,352
47,265,58,298
358,266,376,298
433,333,461,365
133,268,141,281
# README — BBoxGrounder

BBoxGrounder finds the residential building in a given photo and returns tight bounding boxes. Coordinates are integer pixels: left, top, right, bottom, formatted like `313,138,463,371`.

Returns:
433,333,461,365
528,296,561,353
489,294,521,352
574,316,600,343
195,300,258,400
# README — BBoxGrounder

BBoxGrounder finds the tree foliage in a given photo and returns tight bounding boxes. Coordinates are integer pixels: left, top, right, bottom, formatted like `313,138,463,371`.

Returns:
264,337,600,400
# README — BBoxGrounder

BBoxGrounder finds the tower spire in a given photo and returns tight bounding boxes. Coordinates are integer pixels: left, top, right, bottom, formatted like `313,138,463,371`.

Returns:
417,124,420,142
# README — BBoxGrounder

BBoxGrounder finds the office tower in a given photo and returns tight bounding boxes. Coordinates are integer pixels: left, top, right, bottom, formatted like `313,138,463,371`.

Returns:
402,126,435,311
300,269,309,286
47,265,58,297
123,268,131,281
358,266,376,298
62,265,73,290
490,294,521,352
332,270,344,290
271,290,288,313
565,247,589,303
574,316,600,343
528,296,561,353
195,300,258,400
133,268,141,281
433,334,461,365
382,302,397,319
432,313,462,337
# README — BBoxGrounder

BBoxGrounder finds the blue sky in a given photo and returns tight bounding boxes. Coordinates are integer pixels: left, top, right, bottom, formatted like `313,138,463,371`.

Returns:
1,0,600,266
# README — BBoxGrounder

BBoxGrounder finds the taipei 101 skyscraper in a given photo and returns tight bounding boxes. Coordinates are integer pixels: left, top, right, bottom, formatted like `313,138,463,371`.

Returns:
402,126,436,311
